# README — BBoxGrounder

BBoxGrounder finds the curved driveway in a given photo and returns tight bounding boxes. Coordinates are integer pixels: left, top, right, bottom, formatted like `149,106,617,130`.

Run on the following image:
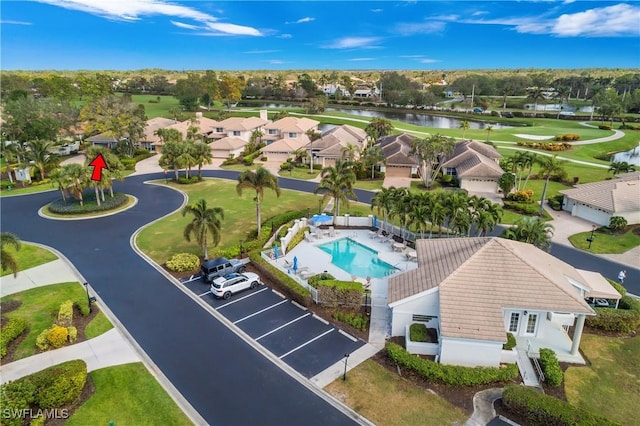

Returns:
2,170,637,425
0,171,362,426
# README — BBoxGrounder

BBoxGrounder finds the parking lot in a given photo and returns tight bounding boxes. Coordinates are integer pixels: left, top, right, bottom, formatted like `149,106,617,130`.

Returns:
180,275,365,378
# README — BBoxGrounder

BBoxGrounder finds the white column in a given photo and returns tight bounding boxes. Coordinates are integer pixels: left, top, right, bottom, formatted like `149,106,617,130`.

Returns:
570,314,586,355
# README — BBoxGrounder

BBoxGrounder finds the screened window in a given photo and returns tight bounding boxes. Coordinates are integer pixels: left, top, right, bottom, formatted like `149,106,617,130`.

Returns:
508,312,520,333
526,313,538,334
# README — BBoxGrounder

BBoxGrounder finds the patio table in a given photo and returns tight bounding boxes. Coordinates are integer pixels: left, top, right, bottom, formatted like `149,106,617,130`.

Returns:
393,242,406,252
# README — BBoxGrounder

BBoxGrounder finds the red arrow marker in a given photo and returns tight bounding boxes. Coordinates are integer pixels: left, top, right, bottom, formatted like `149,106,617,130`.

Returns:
89,153,108,181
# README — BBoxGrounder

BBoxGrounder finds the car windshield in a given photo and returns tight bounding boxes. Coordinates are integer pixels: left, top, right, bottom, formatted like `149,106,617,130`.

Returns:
223,273,240,279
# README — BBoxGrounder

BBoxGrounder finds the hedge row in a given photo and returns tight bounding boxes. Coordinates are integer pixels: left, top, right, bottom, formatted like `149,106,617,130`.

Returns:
0,318,27,358
285,226,308,253
1,360,87,426
502,384,619,426
314,279,363,308
49,192,128,214
332,311,369,332
539,348,563,386
249,250,311,305
386,342,519,386
166,253,200,272
586,295,640,333
503,200,540,215
58,300,74,327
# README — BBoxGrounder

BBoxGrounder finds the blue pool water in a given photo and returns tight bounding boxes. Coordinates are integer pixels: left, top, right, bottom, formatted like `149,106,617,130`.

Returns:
317,238,398,278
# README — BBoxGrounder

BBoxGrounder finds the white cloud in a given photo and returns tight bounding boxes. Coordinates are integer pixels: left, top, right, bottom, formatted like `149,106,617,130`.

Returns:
419,58,440,63
269,60,286,64
399,55,425,58
0,20,32,25
392,21,446,36
278,33,292,39
552,3,640,36
324,37,381,49
370,8,383,13
37,0,262,36
244,49,280,54
295,17,315,24
348,58,375,62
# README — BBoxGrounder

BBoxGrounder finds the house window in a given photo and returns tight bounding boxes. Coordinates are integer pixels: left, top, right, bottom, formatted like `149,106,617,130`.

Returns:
233,131,241,136
508,312,520,333
215,127,223,133
288,132,297,138
526,313,538,334
268,129,277,135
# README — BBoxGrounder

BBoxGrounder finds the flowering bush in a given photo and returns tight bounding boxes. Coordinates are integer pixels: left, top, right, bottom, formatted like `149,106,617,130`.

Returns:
166,253,200,272
67,326,78,343
554,133,580,141
46,326,69,349
57,300,74,327
506,190,534,203
0,318,27,358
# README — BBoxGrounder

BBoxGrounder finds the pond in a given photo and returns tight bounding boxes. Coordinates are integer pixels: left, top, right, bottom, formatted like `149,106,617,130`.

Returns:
611,143,640,166
238,102,510,130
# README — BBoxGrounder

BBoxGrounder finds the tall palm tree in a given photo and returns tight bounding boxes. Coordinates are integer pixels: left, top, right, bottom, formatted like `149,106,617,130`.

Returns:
314,160,357,225
486,124,494,142
410,134,456,189
371,187,396,233
340,143,360,162
63,163,88,206
459,120,470,139
527,87,546,116
362,145,386,179
503,217,554,252
520,151,537,190
160,141,184,181
389,188,411,240
49,167,70,202
537,155,567,215
236,167,281,235
182,199,224,260
27,140,60,181
305,129,322,173
192,142,213,179
1,232,21,277
177,142,196,179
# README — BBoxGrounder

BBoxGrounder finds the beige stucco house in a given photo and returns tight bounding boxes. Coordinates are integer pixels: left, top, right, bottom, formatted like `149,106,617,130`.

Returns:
440,140,504,193
260,136,310,162
262,117,320,145
559,171,640,226
210,137,249,159
309,124,368,168
387,237,620,368
375,133,418,178
208,116,269,142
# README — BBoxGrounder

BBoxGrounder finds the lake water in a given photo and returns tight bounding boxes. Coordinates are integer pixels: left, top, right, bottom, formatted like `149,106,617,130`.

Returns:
238,102,510,130
611,143,640,166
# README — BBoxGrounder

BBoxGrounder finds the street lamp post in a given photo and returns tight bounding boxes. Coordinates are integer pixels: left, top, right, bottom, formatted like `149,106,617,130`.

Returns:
586,225,596,249
318,199,322,215
83,282,92,313
343,353,350,381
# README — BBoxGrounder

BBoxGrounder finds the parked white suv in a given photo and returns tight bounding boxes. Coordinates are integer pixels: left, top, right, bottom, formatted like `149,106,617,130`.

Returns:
211,272,261,300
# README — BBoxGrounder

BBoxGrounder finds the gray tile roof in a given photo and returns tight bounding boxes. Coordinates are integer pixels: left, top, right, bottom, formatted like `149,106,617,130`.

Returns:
375,133,418,166
560,171,640,213
441,141,504,178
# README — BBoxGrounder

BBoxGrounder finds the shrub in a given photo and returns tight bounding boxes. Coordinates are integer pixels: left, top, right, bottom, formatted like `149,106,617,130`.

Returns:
36,329,50,351
409,323,429,342
31,360,87,409
386,342,519,386
166,253,200,272
67,326,78,343
332,311,369,331
547,194,564,211
609,216,627,231
441,174,452,184
314,279,363,308
585,295,640,333
57,300,74,327
308,272,335,287
503,332,517,350
49,192,128,214
0,317,27,358
260,156,268,161
46,326,69,349
554,133,581,141
177,176,201,185
539,348,563,386
249,250,311,306
286,226,308,252
505,190,534,203
598,124,612,130
502,384,618,426
609,279,626,297
503,200,540,215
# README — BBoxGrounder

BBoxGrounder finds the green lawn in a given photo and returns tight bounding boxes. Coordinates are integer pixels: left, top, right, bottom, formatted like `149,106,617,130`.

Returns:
130,94,181,119
137,179,332,263
568,228,640,254
278,166,320,180
66,363,191,426
564,333,640,426
1,243,58,276
84,311,114,339
325,359,467,426
42,194,136,218
0,183,57,197
353,179,384,191
1,282,90,360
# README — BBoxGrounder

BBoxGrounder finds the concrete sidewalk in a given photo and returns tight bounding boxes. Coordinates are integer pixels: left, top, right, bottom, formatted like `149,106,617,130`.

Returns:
1,258,79,297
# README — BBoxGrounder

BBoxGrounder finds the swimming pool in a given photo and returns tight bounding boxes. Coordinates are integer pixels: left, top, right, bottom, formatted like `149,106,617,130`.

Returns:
317,238,398,278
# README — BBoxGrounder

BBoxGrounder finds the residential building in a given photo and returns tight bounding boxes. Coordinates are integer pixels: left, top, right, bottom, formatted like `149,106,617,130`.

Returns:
309,125,368,168
440,140,504,193
375,133,418,178
262,117,320,145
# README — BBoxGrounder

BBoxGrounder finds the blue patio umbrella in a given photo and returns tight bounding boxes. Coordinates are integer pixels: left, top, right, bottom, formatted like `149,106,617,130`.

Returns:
312,214,333,225
273,244,279,260
293,256,298,273
373,215,378,228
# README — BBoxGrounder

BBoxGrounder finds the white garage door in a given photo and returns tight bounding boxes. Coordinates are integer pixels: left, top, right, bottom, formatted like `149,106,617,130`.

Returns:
211,149,231,158
461,179,498,193
385,166,411,178
264,152,290,162
574,204,611,226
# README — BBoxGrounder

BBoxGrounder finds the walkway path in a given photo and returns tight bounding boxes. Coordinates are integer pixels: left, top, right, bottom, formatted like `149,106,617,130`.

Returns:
464,388,503,426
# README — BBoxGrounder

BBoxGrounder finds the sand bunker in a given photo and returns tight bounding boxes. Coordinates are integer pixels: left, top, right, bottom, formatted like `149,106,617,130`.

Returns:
514,134,555,141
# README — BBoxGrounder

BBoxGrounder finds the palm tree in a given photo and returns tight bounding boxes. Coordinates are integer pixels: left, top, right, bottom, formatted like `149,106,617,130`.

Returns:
410,134,456,189
459,120,470,139
49,167,70,202
182,199,224,260
527,87,546,116
520,151,537,190
503,217,554,252
63,163,88,206
177,142,196,179
608,161,635,176
364,117,393,142
362,145,386,179
340,143,359,162
371,187,396,233
192,142,213,179
236,167,281,235
486,124,494,142
537,155,567,216
160,141,184,181
315,160,357,225
389,188,411,240
305,129,322,173
27,140,60,181
1,233,21,277
250,129,264,151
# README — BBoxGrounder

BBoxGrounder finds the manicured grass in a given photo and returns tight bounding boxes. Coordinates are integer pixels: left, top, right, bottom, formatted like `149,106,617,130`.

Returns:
84,311,114,339
325,359,467,426
0,282,89,360
0,183,57,197
568,228,640,254
353,179,384,191
0,243,58,276
42,194,136,218
278,166,320,180
564,333,640,426
218,163,256,172
66,363,191,426
130,94,181,119
136,179,331,263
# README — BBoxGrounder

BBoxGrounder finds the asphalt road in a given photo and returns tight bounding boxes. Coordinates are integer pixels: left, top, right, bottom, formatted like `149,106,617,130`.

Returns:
2,170,637,424
0,174,361,426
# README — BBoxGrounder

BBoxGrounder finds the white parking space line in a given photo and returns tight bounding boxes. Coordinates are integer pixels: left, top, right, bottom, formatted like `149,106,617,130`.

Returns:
291,301,307,311
255,313,311,341
216,287,268,309
198,290,212,297
313,314,329,325
183,275,200,284
279,329,334,359
271,289,285,299
339,329,358,342
233,300,288,324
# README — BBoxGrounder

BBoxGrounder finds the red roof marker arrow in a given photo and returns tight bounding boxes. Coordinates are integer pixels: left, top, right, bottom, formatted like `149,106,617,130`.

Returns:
89,153,108,181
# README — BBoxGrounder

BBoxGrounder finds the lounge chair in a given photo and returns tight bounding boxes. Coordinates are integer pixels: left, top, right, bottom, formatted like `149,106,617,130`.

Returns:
283,258,294,268
295,266,311,276
299,270,315,280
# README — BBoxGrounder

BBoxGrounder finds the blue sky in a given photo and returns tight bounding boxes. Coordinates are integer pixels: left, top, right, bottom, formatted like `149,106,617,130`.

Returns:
1,1,639,70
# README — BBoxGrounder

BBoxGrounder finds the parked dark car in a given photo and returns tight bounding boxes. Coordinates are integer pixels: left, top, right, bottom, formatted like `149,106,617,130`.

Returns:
201,257,246,283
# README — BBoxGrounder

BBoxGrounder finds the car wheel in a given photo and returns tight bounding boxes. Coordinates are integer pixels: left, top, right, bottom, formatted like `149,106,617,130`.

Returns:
238,266,246,273
250,281,258,289
223,292,231,300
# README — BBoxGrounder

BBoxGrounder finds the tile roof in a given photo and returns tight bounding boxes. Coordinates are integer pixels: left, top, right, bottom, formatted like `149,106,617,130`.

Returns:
211,136,248,150
389,237,595,342
260,136,310,153
441,149,504,178
559,172,640,213
577,270,622,300
375,133,418,166
217,116,269,131
143,117,177,143
264,117,319,133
